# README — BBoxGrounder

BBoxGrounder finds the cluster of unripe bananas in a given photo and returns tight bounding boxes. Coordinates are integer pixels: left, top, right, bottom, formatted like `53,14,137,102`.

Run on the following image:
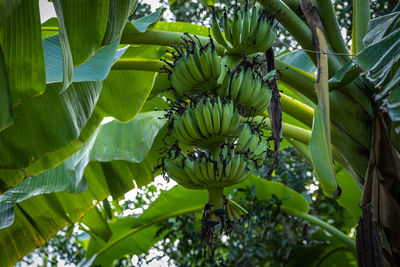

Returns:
166,122,268,190
158,1,276,259
211,3,276,55
164,36,222,96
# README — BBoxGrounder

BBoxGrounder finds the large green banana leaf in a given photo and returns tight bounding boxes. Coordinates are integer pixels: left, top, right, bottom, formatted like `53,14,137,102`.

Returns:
0,7,160,191
0,0,45,106
0,37,118,189
355,11,400,126
97,45,164,122
0,111,166,266
0,47,12,132
0,0,21,27
84,175,309,266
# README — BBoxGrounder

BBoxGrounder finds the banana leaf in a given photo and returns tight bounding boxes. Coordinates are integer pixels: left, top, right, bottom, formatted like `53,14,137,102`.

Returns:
0,111,167,266
84,175,309,266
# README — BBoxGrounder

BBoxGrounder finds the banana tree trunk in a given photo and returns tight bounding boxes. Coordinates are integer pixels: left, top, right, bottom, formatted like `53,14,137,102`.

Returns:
358,113,400,266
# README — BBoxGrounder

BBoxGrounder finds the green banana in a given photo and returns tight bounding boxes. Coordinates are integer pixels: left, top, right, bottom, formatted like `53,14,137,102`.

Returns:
226,16,234,44
237,68,254,104
227,112,241,134
211,49,221,80
211,9,230,49
241,9,250,44
232,9,242,46
251,88,270,115
200,157,211,182
236,124,252,151
195,103,210,138
183,110,202,140
165,160,200,189
207,159,216,182
216,157,224,182
203,99,215,134
192,160,208,185
223,157,233,181
232,157,247,183
220,103,232,135
192,45,204,76
187,53,204,82
226,203,234,222
211,101,221,134
171,72,192,95
199,48,212,79
180,60,198,85
174,119,192,145
184,161,206,187
175,60,196,87
246,134,259,152
229,154,241,180
230,70,244,100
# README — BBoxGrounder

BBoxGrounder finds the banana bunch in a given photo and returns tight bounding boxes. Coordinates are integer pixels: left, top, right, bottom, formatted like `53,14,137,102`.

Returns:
167,41,222,95
164,145,254,190
211,5,276,55
159,30,273,251
220,64,272,116
173,97,241,148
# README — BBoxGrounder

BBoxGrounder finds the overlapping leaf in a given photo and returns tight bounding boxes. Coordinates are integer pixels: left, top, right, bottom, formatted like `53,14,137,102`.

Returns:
0,47,12,131
354,9,400,147
355,11,400,93
130,7,164,33
97,45,162,122
0,112,167,266
0,0,45,105
84,176,309,266
0,111,166,226
102,0,139,45
0,2,145,190
53,0,110,67
0,0,22,27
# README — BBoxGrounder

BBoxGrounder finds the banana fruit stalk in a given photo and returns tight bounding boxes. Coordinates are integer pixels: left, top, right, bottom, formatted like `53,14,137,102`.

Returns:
211,4,276,56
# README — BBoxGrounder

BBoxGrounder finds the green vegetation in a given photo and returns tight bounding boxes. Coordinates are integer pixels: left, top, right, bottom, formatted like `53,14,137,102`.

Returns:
0,0,399,266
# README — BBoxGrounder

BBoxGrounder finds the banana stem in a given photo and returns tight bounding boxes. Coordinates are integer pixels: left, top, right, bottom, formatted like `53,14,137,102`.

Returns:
279,206,356,252
207,188,225,210
112,58,165,71
258,0,315,63
120,30,226,55
316,0,350,60
207,188,225,222
274,59,318,104
280,93,314,127
251,116,312,145
351,0,370,55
